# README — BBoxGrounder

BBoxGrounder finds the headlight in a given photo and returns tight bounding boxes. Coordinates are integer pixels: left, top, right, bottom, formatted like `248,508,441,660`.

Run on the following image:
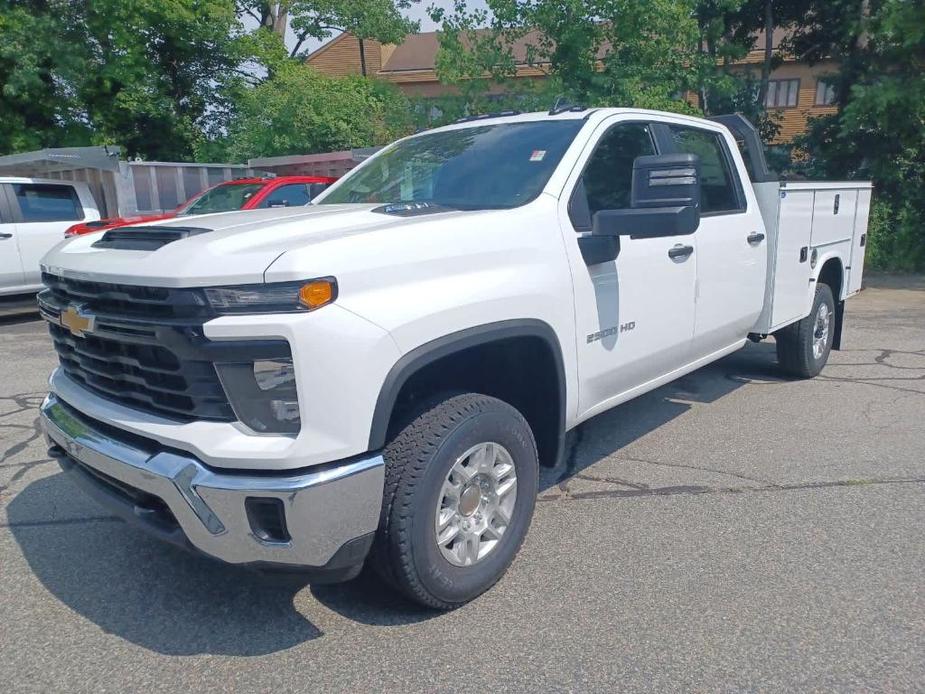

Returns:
204,278,337,314
216,358,300,434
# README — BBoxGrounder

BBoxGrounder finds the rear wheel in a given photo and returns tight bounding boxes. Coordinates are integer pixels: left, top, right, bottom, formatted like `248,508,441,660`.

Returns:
371,393,538,609
775,283,835,378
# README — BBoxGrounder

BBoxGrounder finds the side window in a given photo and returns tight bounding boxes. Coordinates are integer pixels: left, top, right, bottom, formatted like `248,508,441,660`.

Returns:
308,182,331,199
668,127,743,215
0,186,11,223
583,123,656,216
259,184,311,208
13,184,83,222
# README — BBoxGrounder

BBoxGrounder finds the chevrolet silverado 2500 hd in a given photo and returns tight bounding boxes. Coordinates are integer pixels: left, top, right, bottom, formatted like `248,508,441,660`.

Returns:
38,109,871,609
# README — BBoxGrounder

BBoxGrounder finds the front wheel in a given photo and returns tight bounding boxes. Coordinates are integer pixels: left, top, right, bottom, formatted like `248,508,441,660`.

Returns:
370,393,538,609
775,283,835,378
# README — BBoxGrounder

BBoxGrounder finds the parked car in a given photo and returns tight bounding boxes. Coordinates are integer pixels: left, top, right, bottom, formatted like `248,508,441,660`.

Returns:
0,177,99,312
37,109,870,609
64,175,338,237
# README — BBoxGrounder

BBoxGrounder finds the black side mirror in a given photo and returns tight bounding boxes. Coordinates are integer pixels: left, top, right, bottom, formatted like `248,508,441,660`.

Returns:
592,153,702,239
631,153,701,210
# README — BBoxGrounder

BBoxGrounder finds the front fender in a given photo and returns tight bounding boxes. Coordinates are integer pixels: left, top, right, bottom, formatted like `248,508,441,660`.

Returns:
367,319,567,455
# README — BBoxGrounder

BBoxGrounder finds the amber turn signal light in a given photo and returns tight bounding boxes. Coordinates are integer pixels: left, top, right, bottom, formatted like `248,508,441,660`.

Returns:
299,279,336,310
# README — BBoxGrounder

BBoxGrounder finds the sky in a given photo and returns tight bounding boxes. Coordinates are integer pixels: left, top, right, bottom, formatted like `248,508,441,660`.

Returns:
410,0,489,31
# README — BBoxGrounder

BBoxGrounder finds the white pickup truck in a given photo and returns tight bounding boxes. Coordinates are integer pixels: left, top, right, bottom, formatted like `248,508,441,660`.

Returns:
0,177,99,314
38,108,870,609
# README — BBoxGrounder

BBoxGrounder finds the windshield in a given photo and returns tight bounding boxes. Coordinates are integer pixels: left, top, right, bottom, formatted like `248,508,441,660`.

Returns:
180,182,264,215
319,121,584,210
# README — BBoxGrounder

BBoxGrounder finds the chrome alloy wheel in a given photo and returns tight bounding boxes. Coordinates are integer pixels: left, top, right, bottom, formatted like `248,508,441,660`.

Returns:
434,442,518,567
813,302,831,360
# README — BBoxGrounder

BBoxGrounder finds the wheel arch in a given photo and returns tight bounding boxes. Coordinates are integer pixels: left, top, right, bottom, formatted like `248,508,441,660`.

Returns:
814,254,846,349
369,319,567,468
815,255,845,300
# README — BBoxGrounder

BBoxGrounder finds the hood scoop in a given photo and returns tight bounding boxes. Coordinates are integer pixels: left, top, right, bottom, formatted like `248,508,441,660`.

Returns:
91,225,214,251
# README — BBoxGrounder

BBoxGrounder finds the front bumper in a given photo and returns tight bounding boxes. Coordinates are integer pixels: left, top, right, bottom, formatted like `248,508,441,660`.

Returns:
40,393,384,577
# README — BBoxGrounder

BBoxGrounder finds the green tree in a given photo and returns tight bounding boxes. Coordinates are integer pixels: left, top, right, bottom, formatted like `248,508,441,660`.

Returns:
429,0,703,115
212,62,414,161
76,0,252,161
0,2,89,152
693,0,823,144
0,0,255,159
238,1,420,69
793,0,925,270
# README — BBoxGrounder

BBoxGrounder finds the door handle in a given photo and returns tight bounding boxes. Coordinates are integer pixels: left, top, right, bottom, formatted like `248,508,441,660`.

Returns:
668,244,694,260
747,232,765,245
0,233,12,239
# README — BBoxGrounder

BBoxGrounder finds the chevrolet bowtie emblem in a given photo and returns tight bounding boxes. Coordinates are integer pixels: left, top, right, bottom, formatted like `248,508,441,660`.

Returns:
60,304,96,338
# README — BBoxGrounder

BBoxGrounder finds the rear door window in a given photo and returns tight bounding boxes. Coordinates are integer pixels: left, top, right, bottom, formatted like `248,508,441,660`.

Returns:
13,184,84,222
667,127,744,215
308,182,331,200
258,183,311,208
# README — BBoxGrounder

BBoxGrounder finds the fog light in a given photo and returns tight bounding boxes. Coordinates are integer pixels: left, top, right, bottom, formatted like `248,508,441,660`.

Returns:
216,358,300,434
254,359,295,391
245,497,290,543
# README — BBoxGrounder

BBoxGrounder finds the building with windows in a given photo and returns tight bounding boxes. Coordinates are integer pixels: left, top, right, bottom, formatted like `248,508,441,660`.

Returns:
306,28,839,143
729,29,839,142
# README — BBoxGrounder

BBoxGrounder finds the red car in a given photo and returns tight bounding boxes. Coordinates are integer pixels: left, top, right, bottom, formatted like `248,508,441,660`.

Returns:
65,175,338,237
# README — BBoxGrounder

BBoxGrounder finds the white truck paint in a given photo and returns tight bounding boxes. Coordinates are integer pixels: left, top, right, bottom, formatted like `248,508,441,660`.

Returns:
0,177,99,298
37,109,870,607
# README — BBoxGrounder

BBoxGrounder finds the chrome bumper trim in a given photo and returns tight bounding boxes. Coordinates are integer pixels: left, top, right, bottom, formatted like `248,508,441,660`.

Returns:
40,393,384,567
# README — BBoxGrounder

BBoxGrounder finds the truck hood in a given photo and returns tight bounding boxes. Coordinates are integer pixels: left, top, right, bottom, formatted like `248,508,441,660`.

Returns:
41,204,485,287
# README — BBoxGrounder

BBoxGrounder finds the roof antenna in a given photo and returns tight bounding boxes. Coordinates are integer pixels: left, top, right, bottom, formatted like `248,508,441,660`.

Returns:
549,96,585,116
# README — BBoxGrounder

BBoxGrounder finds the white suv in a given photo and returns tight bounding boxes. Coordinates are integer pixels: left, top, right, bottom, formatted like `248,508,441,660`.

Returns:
1,177,100,301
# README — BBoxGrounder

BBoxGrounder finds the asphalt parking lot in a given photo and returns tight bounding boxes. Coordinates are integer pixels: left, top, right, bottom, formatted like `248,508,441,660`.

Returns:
1,276,923,692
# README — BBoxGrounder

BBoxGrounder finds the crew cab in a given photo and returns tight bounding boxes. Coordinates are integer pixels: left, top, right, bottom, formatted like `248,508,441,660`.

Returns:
64,175,337,237
37,109,870,609
0,177,99,313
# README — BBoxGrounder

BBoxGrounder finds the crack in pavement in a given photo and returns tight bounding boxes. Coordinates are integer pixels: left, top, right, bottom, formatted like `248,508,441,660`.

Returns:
717,347,925,397
0,394,48,492
538,476,925,502
0,392,46,420
618,455,772,486
0,459,55,496
0,516,119,530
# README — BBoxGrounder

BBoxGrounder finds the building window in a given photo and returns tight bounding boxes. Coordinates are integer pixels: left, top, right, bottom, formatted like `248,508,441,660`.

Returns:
766,79,800,108
815,80,836,106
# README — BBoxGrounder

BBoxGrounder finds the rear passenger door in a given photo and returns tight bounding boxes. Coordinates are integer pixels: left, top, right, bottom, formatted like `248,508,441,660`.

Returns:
665,125,767,358
10,183,87,288
0,184,25,292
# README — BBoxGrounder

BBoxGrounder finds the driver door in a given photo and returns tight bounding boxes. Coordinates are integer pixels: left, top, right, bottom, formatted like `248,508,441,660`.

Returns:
558,119,698,420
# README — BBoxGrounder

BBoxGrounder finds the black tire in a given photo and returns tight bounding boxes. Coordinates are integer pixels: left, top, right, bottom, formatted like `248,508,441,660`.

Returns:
370,393,538,609
775,283,835,378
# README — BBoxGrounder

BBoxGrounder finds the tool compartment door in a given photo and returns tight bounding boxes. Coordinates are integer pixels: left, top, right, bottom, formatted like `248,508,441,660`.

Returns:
847,188,871,296
811,189,858,251
769,188,814,329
